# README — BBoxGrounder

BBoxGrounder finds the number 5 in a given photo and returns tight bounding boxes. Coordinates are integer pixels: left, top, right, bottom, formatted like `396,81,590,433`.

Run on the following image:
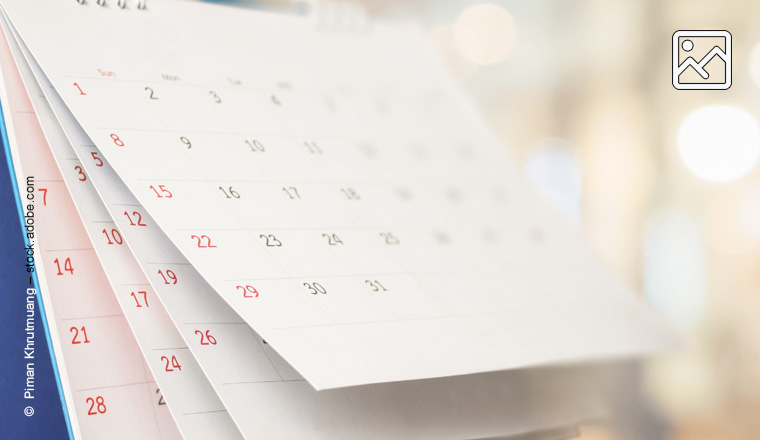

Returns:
91,152,103,167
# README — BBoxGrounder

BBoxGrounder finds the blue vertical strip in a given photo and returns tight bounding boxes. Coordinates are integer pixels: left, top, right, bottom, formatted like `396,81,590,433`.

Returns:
0,103,72,439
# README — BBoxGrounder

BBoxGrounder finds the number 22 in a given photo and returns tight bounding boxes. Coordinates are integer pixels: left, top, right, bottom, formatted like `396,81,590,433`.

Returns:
191,235,217,248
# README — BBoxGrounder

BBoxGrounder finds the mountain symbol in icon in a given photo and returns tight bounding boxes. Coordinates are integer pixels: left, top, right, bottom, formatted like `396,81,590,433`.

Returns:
677,45,728,80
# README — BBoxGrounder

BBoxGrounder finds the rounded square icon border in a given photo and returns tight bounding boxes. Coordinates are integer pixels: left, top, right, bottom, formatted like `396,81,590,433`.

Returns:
672,30,732,90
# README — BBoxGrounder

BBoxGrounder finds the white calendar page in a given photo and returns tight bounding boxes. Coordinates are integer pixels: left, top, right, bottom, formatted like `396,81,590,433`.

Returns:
0,0,675,389
0,18,244,440
7,16,604,439
0,25,182,440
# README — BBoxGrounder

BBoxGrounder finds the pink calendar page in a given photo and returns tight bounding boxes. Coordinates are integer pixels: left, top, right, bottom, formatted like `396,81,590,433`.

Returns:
0,19,247,439
0,24,183,440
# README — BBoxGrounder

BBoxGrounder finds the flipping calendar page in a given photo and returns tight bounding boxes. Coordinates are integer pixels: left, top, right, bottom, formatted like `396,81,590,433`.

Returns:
3,11,603,439
0,0,675,390
0,19,249,439
0,28,185,440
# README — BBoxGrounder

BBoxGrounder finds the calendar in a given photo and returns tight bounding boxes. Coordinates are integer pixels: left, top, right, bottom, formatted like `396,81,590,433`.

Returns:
0,0,674,438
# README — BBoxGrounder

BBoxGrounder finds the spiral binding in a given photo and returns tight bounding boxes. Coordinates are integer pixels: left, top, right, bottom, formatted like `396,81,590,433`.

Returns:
76,0,147,10
300,0,368,31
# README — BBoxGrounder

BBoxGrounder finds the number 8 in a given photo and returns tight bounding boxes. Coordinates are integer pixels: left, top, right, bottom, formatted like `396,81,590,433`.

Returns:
110,133,125,147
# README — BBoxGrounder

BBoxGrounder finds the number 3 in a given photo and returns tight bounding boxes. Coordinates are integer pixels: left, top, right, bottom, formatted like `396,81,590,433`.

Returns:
74,166,87,181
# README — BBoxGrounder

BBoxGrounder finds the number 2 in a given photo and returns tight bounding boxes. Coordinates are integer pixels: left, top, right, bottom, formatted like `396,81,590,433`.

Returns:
144,86,159,100
156,389,166,406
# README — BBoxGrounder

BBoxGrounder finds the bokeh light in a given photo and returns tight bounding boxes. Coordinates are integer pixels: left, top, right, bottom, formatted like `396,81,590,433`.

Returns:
748,41,760,89
523,139,582,226
677,106,760,182
705,188,760,255
452,4,516,65
644,207,707,330
739,183,760,239
427,24,479,83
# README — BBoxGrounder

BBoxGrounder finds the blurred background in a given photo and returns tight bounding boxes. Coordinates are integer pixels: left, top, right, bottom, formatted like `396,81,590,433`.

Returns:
203,0,760,438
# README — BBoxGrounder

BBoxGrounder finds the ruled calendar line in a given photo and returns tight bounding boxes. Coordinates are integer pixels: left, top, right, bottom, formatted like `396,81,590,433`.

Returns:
181,409,229,416
59,313,125,322
134,178,389,185
220,270,457,282
76,379,152,392
272,314,460,330
220,379,305,386
145,262,192,266
176,226,416,232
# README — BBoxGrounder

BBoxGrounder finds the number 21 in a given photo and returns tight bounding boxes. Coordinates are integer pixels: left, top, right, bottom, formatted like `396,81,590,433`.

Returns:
70,326,90,344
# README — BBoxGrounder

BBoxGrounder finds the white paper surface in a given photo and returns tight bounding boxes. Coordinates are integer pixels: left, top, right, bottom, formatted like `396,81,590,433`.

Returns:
1,0,675,396
8,19,606,439
0,0,676,389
